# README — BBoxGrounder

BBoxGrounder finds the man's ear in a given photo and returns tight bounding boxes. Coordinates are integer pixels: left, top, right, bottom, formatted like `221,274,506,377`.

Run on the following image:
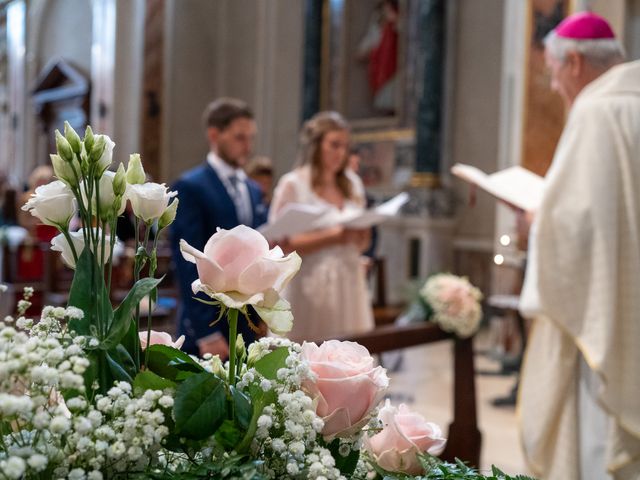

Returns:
206,127,219,146
566,50,584,77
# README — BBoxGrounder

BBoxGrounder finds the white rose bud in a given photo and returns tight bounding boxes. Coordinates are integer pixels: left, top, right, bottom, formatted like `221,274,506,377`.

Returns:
126,154,146,185
158,198,178,230
64,121,82,155
55,130,74,163
51,228,117,268
22,180,77,228
51,153,80,188
128,182,177,223
112,163,127,197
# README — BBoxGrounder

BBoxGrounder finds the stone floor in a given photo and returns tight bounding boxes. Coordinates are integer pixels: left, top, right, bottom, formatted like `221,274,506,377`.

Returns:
384,330,531,476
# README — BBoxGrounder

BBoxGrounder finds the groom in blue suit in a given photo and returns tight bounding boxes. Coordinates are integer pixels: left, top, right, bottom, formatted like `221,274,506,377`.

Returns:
171,98,268,356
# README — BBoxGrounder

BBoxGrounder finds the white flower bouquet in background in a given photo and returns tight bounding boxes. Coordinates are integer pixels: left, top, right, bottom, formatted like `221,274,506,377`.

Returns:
396,273,484,339
419,274,483,338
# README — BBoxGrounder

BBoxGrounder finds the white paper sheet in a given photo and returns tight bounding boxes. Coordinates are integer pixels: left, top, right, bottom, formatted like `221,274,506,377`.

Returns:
451,163,544,211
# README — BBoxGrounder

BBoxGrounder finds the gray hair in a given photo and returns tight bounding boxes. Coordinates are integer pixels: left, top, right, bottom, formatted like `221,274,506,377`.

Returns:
544,31,625,69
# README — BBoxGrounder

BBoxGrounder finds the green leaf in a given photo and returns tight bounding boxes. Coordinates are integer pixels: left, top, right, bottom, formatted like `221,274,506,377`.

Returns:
82,350,100,401
234,385,277,453
326,437,360,477
67,249,113,336
133,371,176,395
111,344,137,378
215,418,244,450
105,350,133,383
252,347,289,380
174,372,227,439
0,420,12,436
121,316,141,367
103,276,164,350
231,386,252,430
146,344,205,381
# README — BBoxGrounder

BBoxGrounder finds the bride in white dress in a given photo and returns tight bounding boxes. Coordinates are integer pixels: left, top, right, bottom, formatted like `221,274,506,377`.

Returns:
269,111,374,342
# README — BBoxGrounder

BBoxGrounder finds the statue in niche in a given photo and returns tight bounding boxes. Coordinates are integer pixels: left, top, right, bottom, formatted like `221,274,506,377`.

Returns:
356,0,399,114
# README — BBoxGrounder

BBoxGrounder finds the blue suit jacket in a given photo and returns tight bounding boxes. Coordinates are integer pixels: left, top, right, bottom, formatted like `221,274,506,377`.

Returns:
170,162,268,354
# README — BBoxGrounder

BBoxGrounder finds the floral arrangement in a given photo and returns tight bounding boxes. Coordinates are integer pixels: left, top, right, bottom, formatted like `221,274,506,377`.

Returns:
418,274,484,338
0,126,530,479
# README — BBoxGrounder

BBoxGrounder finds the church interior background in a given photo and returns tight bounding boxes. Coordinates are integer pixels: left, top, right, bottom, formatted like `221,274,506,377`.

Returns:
1,0,640,474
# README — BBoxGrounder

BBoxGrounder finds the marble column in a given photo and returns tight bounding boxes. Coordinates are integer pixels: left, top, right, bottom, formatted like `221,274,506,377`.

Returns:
302,0,322,121
413,0,446,186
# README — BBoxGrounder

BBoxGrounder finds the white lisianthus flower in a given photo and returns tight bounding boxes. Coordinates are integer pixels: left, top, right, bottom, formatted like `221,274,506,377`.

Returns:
50,153,81,188
50,228,118,268
126,153,146,185
127,182,177,223
21,180,77,228
93,134,115,176
81,171,127,220
180,225,301,334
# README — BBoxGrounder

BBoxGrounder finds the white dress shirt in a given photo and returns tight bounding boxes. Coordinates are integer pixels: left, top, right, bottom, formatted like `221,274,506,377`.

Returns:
207,152,253,226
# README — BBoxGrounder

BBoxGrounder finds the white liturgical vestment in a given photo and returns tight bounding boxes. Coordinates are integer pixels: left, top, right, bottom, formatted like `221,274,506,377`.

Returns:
519,60,640,480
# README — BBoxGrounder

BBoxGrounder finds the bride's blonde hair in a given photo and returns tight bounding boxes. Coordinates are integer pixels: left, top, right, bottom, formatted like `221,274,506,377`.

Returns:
298,111,354,199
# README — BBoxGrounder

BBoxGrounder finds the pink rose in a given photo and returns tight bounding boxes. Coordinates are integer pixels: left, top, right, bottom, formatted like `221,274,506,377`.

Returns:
301,340,389,440
180,225,301,334
365,400,446,475
139,330,185,350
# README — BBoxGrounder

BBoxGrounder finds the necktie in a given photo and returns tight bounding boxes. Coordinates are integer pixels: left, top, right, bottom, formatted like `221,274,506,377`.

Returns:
228,174,252,225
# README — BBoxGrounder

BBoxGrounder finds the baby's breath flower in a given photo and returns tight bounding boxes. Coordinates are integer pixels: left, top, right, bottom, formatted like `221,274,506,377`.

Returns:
27,454,48,472
50,416,71,434
3,456,26,479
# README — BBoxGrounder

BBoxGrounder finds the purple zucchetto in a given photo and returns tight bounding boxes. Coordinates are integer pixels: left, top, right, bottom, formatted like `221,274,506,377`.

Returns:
555,11,616,40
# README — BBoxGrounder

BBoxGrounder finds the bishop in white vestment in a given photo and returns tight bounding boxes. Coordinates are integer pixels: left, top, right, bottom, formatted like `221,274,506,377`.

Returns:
518,12,640,480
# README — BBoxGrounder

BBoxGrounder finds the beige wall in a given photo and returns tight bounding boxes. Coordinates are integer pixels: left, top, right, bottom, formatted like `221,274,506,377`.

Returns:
449,0,505,240
163,0,304,183
38,0,92,74
163,0,220,182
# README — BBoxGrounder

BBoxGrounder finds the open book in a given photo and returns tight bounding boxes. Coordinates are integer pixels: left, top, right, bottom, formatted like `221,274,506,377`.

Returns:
451,163,544,211
259,192,409,241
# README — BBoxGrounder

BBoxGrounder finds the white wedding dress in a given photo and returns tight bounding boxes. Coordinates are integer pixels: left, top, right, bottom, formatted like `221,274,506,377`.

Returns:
269,166,374,342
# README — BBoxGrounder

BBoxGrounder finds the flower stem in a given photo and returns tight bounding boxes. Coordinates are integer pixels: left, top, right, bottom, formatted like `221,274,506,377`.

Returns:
106,216,117,294
144,227,159,368
133,216,141,371
228,308,238,388
59,227,79,264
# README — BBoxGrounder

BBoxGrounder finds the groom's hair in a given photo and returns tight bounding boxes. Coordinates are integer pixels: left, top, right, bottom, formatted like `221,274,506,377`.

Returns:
203,97,254,132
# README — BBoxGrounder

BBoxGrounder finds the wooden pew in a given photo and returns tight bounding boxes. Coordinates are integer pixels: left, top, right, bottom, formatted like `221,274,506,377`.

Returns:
337,322,482,467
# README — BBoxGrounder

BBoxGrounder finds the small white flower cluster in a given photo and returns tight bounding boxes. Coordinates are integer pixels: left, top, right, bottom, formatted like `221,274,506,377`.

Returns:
241,338,343,480
420,273,483,338
49,384,172,477
0,306,173,479
16,286,34,316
